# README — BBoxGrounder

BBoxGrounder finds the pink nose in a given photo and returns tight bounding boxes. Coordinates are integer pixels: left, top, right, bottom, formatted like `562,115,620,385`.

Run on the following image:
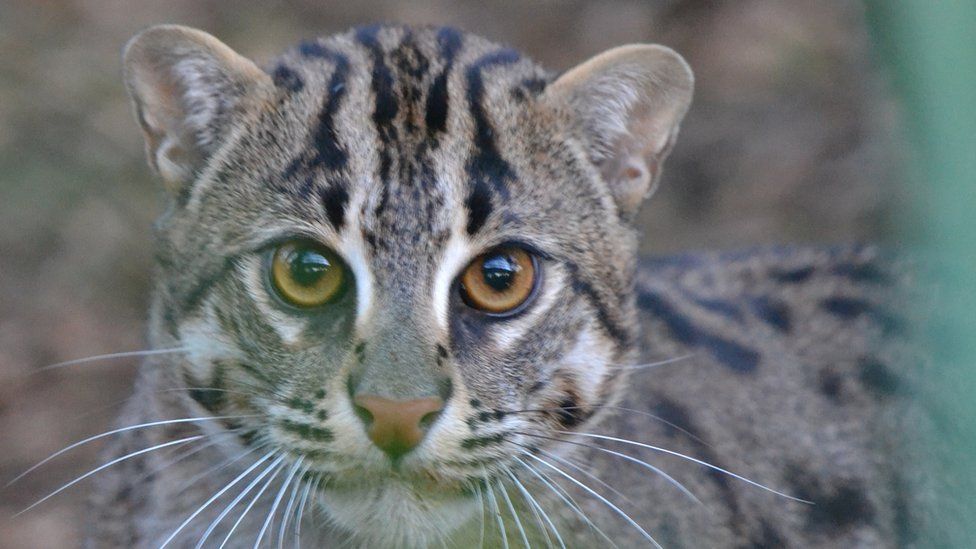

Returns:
353,395,444,458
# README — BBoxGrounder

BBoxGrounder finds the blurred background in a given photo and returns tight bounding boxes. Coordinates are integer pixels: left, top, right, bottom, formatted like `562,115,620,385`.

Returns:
0,0,936,546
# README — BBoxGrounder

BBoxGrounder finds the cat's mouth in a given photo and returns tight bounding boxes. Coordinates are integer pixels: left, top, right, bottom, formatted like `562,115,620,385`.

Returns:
310,471,483,545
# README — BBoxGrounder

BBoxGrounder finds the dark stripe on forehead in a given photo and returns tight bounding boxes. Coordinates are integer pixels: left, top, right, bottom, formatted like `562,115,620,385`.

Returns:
355,25,400,185
278,42,351,230
464,49,520,234
425,27,463,144
320,184,350,229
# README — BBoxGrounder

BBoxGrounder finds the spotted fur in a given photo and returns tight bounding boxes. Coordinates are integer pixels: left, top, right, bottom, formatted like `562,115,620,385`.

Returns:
86,24,929,548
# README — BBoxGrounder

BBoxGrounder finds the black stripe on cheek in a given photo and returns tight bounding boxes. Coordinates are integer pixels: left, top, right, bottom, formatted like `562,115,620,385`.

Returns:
177,256,237,321
425,27,463,142
564,263,632,347
185,361,227,413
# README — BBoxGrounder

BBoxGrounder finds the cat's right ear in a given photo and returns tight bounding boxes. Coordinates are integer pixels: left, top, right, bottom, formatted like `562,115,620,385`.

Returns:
122,25,273,193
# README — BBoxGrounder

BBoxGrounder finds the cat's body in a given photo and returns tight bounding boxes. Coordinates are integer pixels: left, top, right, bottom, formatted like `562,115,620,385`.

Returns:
84,24,925,547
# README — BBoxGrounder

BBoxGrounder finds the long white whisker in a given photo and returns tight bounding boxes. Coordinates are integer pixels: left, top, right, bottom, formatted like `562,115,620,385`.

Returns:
505,468,563,549
135,430,239,486
513,456,618,549
609,353,695,371
294,474,320,548
218,460,287,549
532,446,634,505
16,435,202,517
523,452,661,549
484,473,509,549
191,452,285,549
277,465,308,549
497,477,531,549
473,483,486,549
507,404,708,446
254,457,304,548
521,435,700,505
158,450,278,548
552,430,811,503
37,347,191,372
7,414,257,487
173,443,265,496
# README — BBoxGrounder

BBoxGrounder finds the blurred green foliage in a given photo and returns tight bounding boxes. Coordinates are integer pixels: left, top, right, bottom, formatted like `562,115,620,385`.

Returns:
866,2,976,546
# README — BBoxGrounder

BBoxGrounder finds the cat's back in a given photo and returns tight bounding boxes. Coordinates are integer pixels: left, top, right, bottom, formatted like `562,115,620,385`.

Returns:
565,246,930,547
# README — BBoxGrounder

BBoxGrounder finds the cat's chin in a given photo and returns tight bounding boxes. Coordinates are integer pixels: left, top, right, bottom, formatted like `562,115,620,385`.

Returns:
316,479,480,546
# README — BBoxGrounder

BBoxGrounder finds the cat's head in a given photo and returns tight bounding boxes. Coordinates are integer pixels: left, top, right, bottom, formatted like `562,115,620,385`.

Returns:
123,23,691,545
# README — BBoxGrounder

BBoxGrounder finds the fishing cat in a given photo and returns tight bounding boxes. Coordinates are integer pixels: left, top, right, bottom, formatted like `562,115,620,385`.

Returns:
78,23,925,547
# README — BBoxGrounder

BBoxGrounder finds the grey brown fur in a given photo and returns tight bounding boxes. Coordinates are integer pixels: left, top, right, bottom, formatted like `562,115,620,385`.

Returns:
82,23,927,547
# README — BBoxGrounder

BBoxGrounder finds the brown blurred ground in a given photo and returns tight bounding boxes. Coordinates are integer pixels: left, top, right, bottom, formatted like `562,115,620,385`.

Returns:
0,1,904,546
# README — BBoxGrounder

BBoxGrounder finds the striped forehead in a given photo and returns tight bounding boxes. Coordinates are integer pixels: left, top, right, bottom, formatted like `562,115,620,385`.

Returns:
267,25,550,290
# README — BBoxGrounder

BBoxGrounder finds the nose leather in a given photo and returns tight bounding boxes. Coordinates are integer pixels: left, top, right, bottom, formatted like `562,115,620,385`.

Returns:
353,395,444,458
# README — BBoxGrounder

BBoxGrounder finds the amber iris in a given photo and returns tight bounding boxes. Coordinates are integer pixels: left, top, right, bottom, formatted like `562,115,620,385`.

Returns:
460,247,537,314
270,241,345,308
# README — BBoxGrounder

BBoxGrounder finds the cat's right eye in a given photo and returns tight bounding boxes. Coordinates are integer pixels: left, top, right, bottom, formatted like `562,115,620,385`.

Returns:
269,241,347,308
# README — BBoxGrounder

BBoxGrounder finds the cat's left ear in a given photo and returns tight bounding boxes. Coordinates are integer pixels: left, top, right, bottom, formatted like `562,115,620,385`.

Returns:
122,25,274,193
544,45,693,219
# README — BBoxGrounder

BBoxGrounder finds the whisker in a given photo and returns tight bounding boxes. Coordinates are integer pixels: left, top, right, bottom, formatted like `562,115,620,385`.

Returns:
473,483,486,549
277,464,308,549
608,353,696,371
505,468,563,549
512,456,619,549
483,471,509,549
294,473,320,548
503,405,707,447
217,459,287,549
7,414,258,487
192,454,283,549
16,434,202,517
36,347,191,372
522,452,661,549
496,476,532,548
531,445,634,505
552,430,812,504
134,429,241,486
517,435,700,505
172,443,266,496
253,457,304,549
158,450,278,548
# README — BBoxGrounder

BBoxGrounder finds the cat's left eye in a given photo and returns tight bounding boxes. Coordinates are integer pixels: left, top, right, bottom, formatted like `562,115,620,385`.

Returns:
269,241,347,308
459,246,539,315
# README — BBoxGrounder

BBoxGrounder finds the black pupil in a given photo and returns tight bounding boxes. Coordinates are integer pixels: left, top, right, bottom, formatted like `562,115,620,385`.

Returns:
482,253,519,292
289,248,331,287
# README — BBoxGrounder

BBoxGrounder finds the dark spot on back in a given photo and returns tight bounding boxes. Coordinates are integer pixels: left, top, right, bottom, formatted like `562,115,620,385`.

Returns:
749,295,792,333
742,520,788,549
831,262,891,285
271,63,304,92
770,265,815,283
787,465,875,533
638,290,759,372
858,357,901,397
818,368,844,401
821,297,906,336
651,396,703,441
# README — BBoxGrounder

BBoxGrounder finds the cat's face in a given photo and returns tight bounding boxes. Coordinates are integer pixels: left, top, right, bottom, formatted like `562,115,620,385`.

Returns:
125,24,691,544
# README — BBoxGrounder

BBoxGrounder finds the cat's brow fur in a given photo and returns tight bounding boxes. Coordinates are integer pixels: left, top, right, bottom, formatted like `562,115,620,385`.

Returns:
84,23,929,548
